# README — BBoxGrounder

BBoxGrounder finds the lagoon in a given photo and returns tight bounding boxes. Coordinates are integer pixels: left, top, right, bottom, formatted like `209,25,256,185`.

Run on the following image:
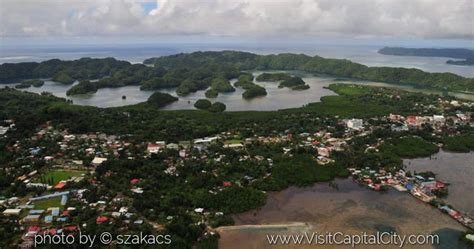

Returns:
3,71,474,110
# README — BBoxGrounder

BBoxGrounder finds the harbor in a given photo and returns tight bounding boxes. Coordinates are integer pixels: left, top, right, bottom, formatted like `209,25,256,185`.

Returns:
349,167,474,230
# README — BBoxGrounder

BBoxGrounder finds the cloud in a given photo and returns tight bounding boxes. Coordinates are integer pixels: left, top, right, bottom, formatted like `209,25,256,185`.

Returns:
0,0,472,39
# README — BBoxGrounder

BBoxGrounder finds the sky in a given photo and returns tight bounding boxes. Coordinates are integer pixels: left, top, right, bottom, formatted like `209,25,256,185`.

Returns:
0,0,473,47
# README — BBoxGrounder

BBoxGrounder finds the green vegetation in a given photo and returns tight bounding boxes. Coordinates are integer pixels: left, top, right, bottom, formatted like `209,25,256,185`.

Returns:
208,102,226,113
193,99,226,112
443,135,474,152
14,79,45,89
379,47,474,66
145,51,474,92
292,84,310,90
197,234,220,249
194,99,212,110
379,137,439,158
140,77,179,90
210,77,235,93
447,58,474,66
66,80,98,96
203,186,266,213
32,197,63,210
52,71,75,84
3,51,474,98
234,73,268,99
146,91,178,108
0,83,452,142
256,72,291,81
38,170,84,185
205,89,218,98
255,154,348,191
22,79,44,87
236,73,254,82
14,83,31,89
234,74,255,89
0,81,473,249
279,76,308,89
242,85,267,99
0,57,131,83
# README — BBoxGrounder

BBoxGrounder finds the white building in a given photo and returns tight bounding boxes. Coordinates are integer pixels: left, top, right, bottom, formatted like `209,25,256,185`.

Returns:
346,119,364,130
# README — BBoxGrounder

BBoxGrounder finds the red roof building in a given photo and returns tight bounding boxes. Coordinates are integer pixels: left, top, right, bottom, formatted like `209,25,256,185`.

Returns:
436,181,446,189
223,181,233,187
28,226,41,233
54,182,66,189
63,226,77,232
96,216,109,224
406,116,417,125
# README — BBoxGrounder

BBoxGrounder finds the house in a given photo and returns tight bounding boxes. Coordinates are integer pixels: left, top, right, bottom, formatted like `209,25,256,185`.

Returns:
29,210,44,215
96,216,109,224
317,147,330,157
406,116,416,125
44,215,53,224
54,182,67,189
432,115,445,124
456,113,470,123
194,208,204,213
22,215,41,224
388,114,404,121
222,181,232,187
25,226,41,238
223,143,244,149
194,136,219,145
346,119,363,130
420,181,437,191
2,208,21,216
92,157,107,165
147,143,160,154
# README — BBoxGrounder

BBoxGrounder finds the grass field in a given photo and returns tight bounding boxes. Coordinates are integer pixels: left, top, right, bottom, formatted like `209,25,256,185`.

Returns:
224,139,243,144
39,170,85,185
32,197,63,210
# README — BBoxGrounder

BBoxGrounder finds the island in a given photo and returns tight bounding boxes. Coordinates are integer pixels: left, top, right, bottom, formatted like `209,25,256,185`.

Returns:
447,58,474,66
3,51,474,95
207,101,226,113
242,85,267,99
234,73,268,99
256,72,309,90
379,47,474,66
14,79,45,89
14,83,31,89
193,99,212,110
193,99,226,112
66,80,98,96
146,91,178,108
205,89,218,98
24,79,44,87
279,76,309,89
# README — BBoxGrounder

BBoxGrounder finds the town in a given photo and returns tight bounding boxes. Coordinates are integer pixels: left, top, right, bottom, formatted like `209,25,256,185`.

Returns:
1,84,474,248
0,92,473,248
